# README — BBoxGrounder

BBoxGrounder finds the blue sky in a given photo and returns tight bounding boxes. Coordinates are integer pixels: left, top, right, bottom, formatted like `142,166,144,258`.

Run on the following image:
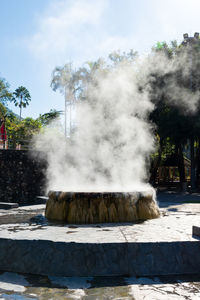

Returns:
1,0,200,118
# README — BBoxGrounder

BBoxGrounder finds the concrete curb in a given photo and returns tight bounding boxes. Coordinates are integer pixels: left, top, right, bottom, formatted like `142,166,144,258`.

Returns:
1,238,200,277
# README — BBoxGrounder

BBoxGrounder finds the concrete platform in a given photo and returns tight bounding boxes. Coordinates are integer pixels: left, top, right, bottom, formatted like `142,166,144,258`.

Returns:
0,193,200,277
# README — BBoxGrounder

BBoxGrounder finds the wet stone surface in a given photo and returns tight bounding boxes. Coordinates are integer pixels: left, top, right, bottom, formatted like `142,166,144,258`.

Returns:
0,272,200,299
0,205,45,225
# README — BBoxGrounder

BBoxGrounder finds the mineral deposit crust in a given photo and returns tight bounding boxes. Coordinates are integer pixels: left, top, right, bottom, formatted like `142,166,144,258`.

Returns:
45,191,160,224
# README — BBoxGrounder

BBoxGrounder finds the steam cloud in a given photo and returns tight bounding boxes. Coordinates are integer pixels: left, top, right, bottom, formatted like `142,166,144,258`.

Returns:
33,50,199,193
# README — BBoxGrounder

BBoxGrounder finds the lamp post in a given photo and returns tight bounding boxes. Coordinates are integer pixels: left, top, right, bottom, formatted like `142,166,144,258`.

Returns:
182,32,200,191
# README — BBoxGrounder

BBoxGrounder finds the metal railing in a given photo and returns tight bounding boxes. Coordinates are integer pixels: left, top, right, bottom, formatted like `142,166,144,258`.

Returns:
0,139,32,150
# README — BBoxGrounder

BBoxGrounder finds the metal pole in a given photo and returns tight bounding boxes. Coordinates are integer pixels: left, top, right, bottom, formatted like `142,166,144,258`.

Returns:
69,98,72,136
190,48,196,191
64,87,67,137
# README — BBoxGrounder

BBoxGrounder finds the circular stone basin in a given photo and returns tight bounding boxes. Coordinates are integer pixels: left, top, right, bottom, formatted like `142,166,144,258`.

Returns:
45,190,160,224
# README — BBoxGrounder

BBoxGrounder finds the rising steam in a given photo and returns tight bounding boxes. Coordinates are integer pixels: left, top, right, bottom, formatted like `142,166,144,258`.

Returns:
33,49,200,193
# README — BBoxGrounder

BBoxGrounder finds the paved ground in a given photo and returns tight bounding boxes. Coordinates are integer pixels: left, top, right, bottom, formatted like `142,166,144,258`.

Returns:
1,272,200,299
1,192,200,244
1,191,200,298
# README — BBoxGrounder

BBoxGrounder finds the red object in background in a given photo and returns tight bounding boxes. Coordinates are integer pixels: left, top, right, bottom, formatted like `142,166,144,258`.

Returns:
0,122,7,141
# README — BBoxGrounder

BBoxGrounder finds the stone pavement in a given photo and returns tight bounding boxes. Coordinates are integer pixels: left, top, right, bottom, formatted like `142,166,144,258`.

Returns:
0,192,200,277
0,271,200,299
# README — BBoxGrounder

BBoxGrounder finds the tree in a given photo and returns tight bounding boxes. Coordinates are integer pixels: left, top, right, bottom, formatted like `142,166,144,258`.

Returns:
51,51,138,136
12,86,31,120
38,109,63,126
149,37,200,190
51,63,79,136
108,49,137,65
0,78,12,105
6,116,41,149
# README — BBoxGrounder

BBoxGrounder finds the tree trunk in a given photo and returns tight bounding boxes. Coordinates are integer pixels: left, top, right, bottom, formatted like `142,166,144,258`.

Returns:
190,136,196,191
177,142,186,190
20,96,22,121
150,138,163,185
195,138,200,189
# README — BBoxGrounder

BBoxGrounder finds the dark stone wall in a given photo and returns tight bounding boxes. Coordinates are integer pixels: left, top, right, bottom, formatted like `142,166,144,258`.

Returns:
1,238,200,276
0,150,46,204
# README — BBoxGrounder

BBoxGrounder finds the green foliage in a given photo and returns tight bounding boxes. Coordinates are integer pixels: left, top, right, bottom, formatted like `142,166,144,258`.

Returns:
0,77,63,148
0,78,12,105
149,37,200,185
13,86,31,108
3,36,200,185
51,51,138,104
152,40,179,58
0,99,41,148
108,49,137,65
0,102,7,119
38,109,63,126
51,63,76,94
12,86,31,120
6,116,41,149
151,37,200,139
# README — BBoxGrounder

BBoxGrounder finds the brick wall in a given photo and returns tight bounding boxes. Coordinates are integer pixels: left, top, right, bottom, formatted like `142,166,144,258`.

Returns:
0,150,46,204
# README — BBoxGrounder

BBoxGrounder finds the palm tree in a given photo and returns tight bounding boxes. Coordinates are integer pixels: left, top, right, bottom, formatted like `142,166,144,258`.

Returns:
38,109,63,126
51,63,76,136
13,86,31,121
